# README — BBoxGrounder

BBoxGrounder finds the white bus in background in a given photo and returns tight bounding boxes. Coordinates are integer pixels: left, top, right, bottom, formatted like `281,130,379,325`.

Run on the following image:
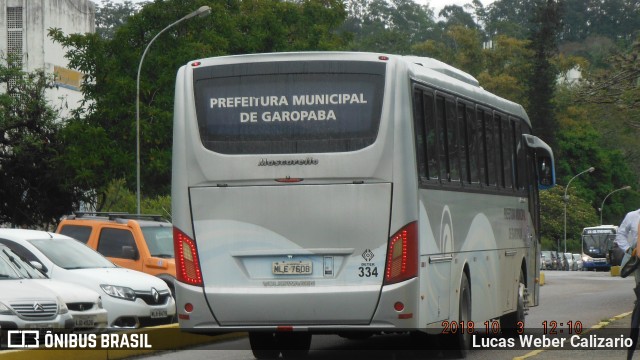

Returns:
171,52,556,358
581,225,618,271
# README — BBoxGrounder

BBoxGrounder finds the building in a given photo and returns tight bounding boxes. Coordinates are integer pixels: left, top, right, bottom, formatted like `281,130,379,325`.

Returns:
0,0,95,117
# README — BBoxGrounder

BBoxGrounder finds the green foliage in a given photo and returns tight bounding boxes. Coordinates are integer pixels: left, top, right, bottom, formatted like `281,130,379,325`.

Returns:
0,58,83,228
95,0,143,39
343,0,435,53
100,179,171,219
553,85,639,225
526,0,563,150
50,0,350,202
43,0,640,239
539,185,599,253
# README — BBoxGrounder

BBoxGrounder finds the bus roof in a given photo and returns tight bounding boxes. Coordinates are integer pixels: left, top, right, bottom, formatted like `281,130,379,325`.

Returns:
582,225,618,233
185,51,531,128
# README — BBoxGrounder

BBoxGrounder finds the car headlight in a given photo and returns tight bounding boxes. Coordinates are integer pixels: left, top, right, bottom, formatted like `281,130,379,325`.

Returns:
583,255,592,262
0,301,14,315
57,297,69,315
100,284,136,301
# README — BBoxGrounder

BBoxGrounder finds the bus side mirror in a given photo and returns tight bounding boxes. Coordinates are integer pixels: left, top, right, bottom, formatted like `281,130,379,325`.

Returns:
537,155,554,188
523,134,556,190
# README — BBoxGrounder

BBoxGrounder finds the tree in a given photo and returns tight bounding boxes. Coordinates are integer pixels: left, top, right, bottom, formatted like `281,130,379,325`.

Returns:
483,0,538,40
344,0,436,53
526,0,563,150
412,25,484,76
477,35,533,106
576,39,640,179
50,0,350,207
539,185,599,253
95,0,143,39
0,58,82,228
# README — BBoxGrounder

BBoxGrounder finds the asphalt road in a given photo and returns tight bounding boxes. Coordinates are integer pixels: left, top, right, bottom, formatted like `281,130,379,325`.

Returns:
134,270,637,360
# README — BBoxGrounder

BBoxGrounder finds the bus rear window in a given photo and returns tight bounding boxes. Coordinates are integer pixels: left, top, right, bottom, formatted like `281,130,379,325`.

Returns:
193,61,386,154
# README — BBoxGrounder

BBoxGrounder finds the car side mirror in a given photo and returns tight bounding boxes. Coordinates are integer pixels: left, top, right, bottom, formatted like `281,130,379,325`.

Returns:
121,246,139,260
30,260,48,274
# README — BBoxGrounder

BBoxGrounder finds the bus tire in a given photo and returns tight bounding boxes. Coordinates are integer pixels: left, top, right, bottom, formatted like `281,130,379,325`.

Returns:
449,272,471,358
249,332,279,359
500,270,525,337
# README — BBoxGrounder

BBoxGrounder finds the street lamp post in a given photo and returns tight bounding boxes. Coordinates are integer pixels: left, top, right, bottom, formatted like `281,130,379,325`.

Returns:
563,166,595,255
600,186,631,225
136,6,211,214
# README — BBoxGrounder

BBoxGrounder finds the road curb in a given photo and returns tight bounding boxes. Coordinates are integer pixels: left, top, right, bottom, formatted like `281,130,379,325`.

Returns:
0,324,247,360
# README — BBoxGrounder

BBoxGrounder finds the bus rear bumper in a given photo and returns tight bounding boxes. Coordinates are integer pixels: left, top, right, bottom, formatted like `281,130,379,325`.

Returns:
174,278,421,333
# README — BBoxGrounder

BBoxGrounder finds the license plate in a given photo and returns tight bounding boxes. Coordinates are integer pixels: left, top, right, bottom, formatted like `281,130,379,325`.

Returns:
272,261,312,275
27,323,53,329
74,315,96,328
151,309,168,319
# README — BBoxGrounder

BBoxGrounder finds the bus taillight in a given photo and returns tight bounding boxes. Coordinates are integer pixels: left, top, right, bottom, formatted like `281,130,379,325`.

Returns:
174,227,203,286
384,222,418,285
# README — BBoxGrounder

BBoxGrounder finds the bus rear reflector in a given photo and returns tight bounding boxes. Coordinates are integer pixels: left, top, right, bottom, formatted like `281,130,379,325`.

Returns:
174,227,203,286
384,222,418,285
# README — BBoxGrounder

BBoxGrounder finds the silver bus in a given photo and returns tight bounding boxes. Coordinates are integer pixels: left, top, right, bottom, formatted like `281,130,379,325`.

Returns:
171,52,556,358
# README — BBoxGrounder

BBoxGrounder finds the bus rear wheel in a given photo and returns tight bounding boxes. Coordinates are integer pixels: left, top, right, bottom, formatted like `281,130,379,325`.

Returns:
249,332,312,359
278,332,312,358
500,270,526,336
249,332,279,359
446,272,471,358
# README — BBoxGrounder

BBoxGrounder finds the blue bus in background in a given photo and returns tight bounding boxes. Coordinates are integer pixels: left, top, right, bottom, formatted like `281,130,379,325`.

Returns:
581,225,617,271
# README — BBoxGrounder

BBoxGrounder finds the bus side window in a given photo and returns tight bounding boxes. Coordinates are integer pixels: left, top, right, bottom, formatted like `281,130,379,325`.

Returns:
514,119,527,192
484,110,497,187
501,115,514,190
413,88,427,182
466,105,479,185
412,87,438,183
477,108,488,186
495,114,505,188
445,97,460,183
458,102,470,184
424,92,437,181
436,95,447,182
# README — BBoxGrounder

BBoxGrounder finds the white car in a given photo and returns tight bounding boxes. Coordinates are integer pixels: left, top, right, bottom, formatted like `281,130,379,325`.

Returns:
0,229,176,329
0,245,108,330
0,249,74,331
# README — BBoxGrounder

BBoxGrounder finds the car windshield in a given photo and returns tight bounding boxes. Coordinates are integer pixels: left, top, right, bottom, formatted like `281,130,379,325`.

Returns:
0,252,21,279
141,226,174,258
0,248,46,279
29,237,116,269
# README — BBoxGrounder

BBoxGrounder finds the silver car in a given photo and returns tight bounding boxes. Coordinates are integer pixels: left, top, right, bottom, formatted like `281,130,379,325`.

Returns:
572,253,583,271
564,252,574,271
0,245,108,330
0,229,175,329
0,249,74,331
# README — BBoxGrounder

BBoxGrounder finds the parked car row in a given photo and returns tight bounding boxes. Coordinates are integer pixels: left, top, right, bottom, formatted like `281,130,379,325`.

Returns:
0,227,176,333
541,250,583,271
